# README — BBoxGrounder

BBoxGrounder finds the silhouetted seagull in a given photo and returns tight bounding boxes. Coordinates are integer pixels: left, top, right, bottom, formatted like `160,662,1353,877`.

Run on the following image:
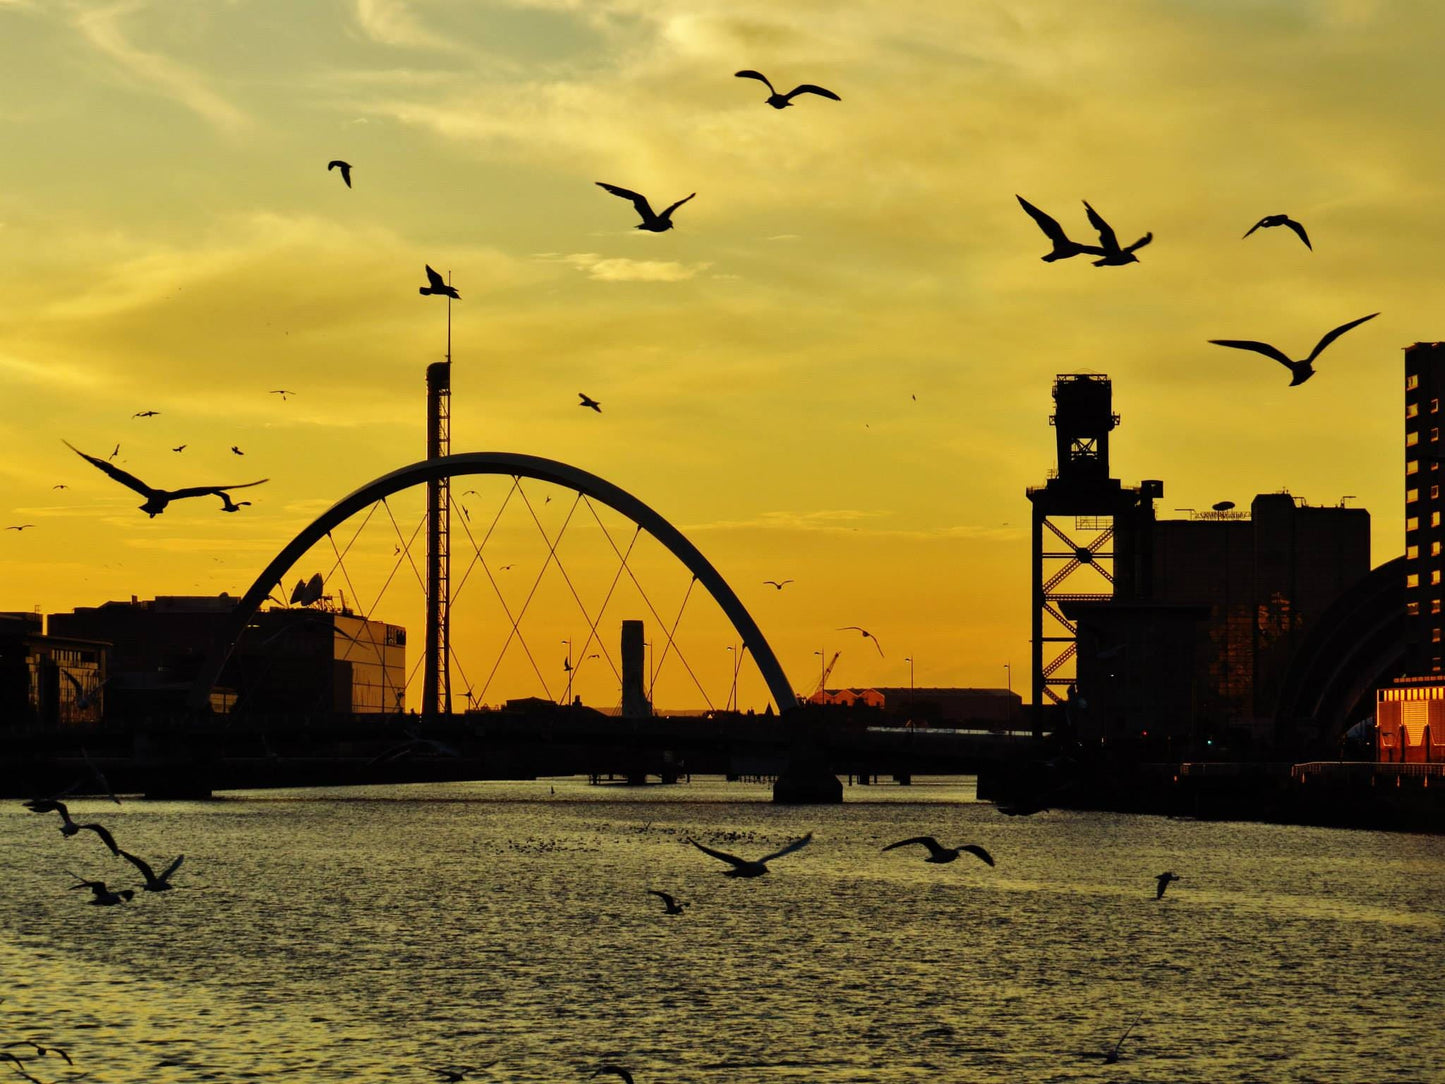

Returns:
1083,201,1152,266
579,393,602,412
419,265,460,299
1082,1013,1142,1064
0,1051,43,1084
1243,213,1310,249
172,444,186,452
882,836,995,866
327,160,352,188
593,1064,635,1084
647,889,688,914
1155,871,1180,899
271,389,295,400
109,444,120,460
734,70,841,109
63,440,268,518
763,579,793,590
596,182,695,232
688,832,812,877
838,625,884,656
118,849,184,891
1209,313,1378,386
133,410,159,418
69,877,133,905
52,484,67,489
2,1042,72,1068
24,798,120,853
217,493,252,513
231,445,244,455
1015,196,1104,262
5,525,35,532
432,1067,493,1083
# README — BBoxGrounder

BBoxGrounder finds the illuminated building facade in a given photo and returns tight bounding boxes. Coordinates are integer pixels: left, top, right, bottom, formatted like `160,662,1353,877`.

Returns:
0,612,107,726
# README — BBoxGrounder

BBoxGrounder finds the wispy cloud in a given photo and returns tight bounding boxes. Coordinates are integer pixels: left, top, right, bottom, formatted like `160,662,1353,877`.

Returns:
544,252,712,282
71,1,251,133
352,0,467,54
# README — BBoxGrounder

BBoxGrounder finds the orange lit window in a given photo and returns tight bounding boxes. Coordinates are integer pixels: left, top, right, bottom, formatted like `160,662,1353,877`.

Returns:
1408,573,1421,588
1434,428,1441,443
1434,398,1441,413
1432,599,1441,614
1408,516,1420,532
1409,431,1421,447
1435,512,1442,527
1432,570,1440,585
1434,486,1441,498
1408,545,1420,559
1409,459,1421,475
1432,627,1440,643
1408,488,1419,503
1408,374,1420,390
1434,542,1442,557
1409,403,1421,418
1409,601,1422,615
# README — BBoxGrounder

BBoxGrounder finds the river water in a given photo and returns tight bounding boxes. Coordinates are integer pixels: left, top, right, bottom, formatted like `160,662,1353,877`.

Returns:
1,777,1441,1084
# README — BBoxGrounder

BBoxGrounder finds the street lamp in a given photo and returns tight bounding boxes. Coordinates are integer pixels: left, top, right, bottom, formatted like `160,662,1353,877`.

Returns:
904,656,914,705
644,640,653,701
562,639,572,705
814,648,824,704
726,645,737,712
1004,662,1013,730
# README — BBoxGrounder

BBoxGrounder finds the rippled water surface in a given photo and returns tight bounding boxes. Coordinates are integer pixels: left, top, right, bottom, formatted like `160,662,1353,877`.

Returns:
2,777,1442,1083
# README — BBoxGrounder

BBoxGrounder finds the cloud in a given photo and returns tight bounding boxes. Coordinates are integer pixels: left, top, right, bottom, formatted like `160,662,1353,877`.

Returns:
545,252,712,282
71,1,251,133
352,0,468,54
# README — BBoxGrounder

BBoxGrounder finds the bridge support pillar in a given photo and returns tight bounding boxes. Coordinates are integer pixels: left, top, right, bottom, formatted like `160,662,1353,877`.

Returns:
772,726,842,803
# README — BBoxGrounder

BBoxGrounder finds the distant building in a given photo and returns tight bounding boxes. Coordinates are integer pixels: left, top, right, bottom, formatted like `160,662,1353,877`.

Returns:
48,595,405,716
1069,492,1371,751
871,687,1023,728
808,688,884,708
0,612,107,726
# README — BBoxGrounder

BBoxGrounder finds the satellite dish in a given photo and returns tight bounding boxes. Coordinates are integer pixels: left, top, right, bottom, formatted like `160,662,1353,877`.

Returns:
302,572,324,606
1212,500,1235,512
288,578,307,605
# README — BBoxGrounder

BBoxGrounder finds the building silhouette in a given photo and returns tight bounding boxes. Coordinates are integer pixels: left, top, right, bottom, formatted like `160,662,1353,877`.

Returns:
0,611,107,726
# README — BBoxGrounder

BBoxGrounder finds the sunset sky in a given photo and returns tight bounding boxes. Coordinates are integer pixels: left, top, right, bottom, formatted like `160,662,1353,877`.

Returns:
0,0,1434,710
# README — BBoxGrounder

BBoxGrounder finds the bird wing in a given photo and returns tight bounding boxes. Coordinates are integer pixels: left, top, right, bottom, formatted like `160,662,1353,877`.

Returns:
961,844,995,867
1207,338,1296,370
838,625,867,633
593,1066,634,1084
425,265,447,290
734,69,776,93
882,835,941,854
688,838,749,868
1015,195,1071,245
166,478,270,500
1242,217,1268,239
595,182,655,220
647,889,676,907
1305,312,1379,364
24,797,67,815
1123,232,1153,255
1082,201,1120,251
784,83,841,101
118,849,156,881
659,192,696,219
1283,218,1311,248
80,822,120,854
758,831,813,864
63,440,155,497
158,853,185,881
328,160,347,170
60,670,83,696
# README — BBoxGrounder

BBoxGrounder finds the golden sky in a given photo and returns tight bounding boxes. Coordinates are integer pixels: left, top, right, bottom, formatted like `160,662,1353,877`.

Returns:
0,0,1431,710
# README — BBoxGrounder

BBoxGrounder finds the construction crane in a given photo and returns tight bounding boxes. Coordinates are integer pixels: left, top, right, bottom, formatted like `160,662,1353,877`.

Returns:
810,651,841,702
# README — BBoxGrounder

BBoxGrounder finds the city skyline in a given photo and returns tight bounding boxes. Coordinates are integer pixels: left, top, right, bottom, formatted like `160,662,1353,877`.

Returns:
0,1,1430,707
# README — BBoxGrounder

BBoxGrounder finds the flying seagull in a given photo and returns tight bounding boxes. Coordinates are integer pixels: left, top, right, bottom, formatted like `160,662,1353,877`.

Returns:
63,440,268,518
1155,871,1180,899
734,70,841,109
1243,213,1310,249
118,849,184,892
230,445,244,455
646,889,688,914
172,444,186,452
109,444,120,460
1082,201,1152,266
838,625,884,657
595,182,695,232
882,836,995,866
5,525,35,532
23,799,120,853
431,1066,494,1083
687,832,812,877
579,393,602,412
52,484,67,489
327,159,352,188
593,1066,635,1084
1082,1013,1143,1064
270,389,295,400
0,1052,42,1084
763,579,793,590
1208,312,1378,386
133,410,159,418
419,265,460,299
1,1042,72,1068
217,493,252,513
68,877,133,906
1015,196,1104,262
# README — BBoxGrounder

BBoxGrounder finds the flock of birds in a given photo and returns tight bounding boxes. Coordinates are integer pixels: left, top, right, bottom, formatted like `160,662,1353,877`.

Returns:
21,794,184,906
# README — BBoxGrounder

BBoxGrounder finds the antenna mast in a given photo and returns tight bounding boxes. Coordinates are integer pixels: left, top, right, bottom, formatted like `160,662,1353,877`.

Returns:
423,274,453,719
